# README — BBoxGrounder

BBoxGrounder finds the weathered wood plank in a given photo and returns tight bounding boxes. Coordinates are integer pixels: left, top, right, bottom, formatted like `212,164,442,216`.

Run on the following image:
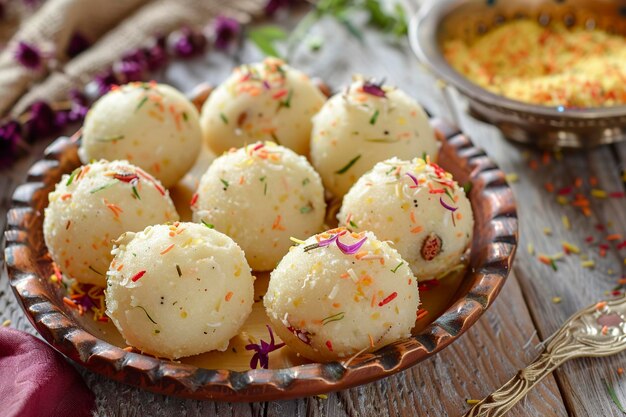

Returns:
437,83,626,416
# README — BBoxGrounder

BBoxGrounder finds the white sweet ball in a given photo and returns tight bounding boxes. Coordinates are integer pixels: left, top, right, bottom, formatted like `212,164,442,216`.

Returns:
264,228,419,362
192,142,326,271
310,77,438,198
43,160,179,286
79,82,203,188
200,57,326,156
338,157,474,281
105,222,254,359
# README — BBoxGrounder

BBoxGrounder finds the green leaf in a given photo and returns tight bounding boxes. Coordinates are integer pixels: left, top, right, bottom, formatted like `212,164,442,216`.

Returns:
248,25,288,58
604,379,626,413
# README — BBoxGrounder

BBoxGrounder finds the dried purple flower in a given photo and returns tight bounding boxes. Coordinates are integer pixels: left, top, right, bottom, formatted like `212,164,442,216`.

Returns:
336,236,368,255
66,31,90,58
114,59,145,83
169,27,207,58
67,90,88,122
439,197,457,212
14,41,43,70
26,101,60,140
405,172,418,186
0,121,22,169
265,0,294,16
145,43,167,71
214,15,240,50
362,79,387,98
245,325,285,369
93,69,119,96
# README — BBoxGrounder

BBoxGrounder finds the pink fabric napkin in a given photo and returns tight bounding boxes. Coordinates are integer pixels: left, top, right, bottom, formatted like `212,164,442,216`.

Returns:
0,327,94,417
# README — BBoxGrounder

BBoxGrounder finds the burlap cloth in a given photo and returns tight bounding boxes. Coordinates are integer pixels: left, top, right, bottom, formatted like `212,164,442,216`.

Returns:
0,0,266,118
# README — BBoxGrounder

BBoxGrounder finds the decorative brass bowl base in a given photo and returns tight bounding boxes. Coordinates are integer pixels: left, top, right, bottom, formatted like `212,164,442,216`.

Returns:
3,117,518,401
410,0,626,148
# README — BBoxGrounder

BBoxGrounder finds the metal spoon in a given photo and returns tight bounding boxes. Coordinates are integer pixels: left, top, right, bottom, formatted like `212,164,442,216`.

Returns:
464,296,626,417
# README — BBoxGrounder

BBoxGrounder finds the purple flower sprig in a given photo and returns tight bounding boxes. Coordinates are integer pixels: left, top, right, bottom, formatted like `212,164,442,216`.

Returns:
245,325,285,369
14,41,44,70
214,16,241,50
66,31,91,58
0,121,22,169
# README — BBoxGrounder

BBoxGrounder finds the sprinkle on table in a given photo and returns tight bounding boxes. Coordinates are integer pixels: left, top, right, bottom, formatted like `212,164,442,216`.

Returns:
504,172,518,183
581,260,596,269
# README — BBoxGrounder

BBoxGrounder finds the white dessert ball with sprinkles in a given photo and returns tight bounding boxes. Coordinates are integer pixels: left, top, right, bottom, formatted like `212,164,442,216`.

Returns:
192,141,326,271
264,228,419,362
79,82,203,188
43,160,179,287
105,222,254,359
199,57,326,156
310,77,438,199
338,157,474,281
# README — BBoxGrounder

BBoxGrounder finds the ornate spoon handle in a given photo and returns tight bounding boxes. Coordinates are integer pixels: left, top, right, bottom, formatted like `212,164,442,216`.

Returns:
464,297,626,417
463,349,565,417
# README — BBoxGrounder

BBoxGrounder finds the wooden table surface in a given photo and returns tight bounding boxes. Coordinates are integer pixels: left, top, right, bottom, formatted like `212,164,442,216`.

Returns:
2,6,626,417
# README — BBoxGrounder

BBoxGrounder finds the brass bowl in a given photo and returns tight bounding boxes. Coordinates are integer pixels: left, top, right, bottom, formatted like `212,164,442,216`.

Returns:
409,0,626,148
3,116,518,401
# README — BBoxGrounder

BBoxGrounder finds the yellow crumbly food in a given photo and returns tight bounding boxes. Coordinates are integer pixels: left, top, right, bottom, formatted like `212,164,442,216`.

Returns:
443,20,626,107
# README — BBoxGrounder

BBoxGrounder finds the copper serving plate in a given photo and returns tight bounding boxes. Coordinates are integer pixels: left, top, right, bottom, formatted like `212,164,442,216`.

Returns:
3,117,517,401
410,0,626,148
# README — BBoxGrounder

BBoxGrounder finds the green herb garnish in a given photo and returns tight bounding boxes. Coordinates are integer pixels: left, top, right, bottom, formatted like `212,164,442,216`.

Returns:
336,154,361,174
95,135,125,142
131,185,141,200
88,265,104,276
270,132,281,145
463,182,473,195
220,179,229,190
66,168,80,186
219,113,229,124
322,312,345,325
278,89,293,110
201,219,214,229
302,178,310,186
369,109,379,125
364,138,400,143
391,262,404,273
300,205,312,214
349,220,358,229
550,259,558,272
135,305,158,325
135,96,148,112
90,181,117,194
182,111,188,122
